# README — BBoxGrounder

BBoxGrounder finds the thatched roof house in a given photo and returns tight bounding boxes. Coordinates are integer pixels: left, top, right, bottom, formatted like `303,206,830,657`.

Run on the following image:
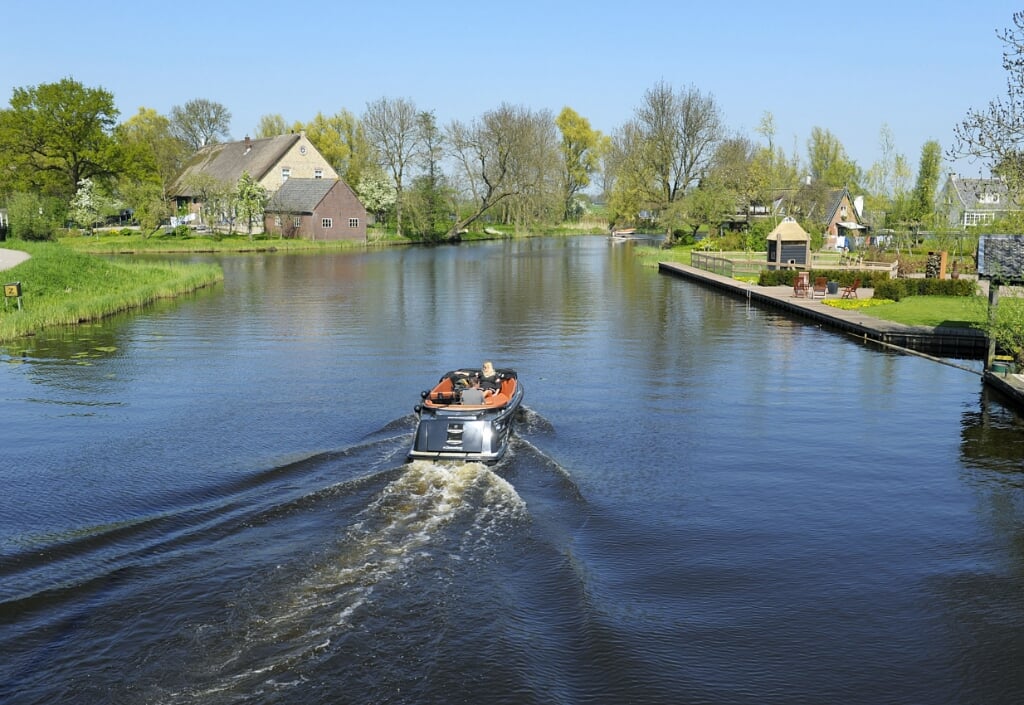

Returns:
170,133,338,216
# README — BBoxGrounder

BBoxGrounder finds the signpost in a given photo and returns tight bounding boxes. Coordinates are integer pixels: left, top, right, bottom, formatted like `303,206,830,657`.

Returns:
4,281,22,310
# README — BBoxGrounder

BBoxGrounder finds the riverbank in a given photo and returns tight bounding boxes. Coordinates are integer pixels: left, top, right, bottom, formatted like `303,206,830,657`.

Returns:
658,261,1024,410
0,242,222,342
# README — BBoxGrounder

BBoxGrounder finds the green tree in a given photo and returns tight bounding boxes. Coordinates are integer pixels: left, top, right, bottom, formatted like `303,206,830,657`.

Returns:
406,111,449,240
69,177,110,232
445,103,559,237
0,77,121,199
7,191,61,240
807,127,860,188
170,98,232,152
254,113,290,138
608,81,724,239
910,140,943,225
363,97,421,238
951,11,1024,191
116,107,189,198
235,171,267,239
298,110,375,187
555,107,602,222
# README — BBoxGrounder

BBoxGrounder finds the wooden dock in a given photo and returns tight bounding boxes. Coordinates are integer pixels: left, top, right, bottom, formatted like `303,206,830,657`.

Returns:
658,262,987,359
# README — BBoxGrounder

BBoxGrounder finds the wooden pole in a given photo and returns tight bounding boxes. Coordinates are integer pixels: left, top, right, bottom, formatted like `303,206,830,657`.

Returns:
986,278,1000,369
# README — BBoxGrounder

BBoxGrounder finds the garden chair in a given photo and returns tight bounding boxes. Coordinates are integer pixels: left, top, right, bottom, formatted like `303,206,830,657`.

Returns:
841,278,861,299
793,273,808,298
812,277,828,298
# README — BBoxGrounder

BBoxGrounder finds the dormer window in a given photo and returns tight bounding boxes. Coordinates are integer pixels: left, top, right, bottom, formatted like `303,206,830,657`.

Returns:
979,191,1000,204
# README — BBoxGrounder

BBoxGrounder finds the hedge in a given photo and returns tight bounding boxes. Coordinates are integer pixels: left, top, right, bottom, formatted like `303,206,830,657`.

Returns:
757,269,888,288
872,277,978,301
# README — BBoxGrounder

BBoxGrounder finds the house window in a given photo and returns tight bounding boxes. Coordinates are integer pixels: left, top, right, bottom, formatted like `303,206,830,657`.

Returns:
281,167,291,181
293,216,301,228
274,215,282,227
322,218,333,228
979,192,1000,204
349,218,360,228
314,169,323,179
840,205,847,218
963,212,995,227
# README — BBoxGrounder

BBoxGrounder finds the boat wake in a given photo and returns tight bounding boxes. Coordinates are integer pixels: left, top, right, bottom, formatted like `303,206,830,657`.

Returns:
162,459,529,703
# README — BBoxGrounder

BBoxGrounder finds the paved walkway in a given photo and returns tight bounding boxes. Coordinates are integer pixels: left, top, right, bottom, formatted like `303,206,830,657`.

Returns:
0,248,31,271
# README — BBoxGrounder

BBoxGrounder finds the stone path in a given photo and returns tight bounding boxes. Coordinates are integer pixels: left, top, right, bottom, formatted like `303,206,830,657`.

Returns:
0,248,31,271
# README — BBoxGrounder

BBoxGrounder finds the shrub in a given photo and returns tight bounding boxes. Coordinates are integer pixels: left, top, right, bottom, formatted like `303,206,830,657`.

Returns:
757,269,885,288
873,277,977,301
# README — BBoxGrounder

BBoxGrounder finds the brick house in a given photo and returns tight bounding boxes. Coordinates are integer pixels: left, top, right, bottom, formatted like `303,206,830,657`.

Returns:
170,132,338,226
264,178,367,241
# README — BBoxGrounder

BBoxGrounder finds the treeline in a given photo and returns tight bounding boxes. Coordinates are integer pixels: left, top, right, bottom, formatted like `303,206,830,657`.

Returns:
1,38,1017,244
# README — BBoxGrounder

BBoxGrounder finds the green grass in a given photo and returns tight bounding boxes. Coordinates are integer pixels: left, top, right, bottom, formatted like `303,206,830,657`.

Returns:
60,230,393,254
0,240,222,342
844,295,987,328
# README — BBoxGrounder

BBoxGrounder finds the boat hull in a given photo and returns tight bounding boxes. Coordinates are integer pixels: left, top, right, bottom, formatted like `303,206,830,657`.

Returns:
408,369,523,464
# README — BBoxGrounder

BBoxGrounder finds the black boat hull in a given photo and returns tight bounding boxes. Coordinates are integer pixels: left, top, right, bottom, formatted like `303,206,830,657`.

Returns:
409,369,523,464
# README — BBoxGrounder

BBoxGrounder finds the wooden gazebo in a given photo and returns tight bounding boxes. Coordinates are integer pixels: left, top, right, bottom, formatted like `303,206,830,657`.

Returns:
766,217,811,270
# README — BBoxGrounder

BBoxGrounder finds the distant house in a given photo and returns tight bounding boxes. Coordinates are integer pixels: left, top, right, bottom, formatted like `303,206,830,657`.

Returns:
170,132,338,225
936,175,1021,228
758,184,865,249
264,178,367,241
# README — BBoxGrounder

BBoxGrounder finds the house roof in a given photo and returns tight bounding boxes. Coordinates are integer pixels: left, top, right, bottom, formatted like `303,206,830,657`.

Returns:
171,134,302,197
265,178,337,214
977,234,1024,283
945,175,1017,211
766,217,809,241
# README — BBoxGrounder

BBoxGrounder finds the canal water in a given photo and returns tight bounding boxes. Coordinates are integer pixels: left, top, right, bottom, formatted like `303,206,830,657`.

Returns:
1,236,1022,704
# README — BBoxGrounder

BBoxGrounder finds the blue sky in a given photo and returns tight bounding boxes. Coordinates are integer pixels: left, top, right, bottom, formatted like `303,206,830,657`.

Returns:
2,0,1019,181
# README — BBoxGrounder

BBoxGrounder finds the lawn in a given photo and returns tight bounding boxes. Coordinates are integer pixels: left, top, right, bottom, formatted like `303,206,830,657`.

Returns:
836,295,987,328
0,240,222,341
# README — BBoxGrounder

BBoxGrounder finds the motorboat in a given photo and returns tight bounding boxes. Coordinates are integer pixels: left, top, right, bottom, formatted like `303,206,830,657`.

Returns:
409,367,524,464
610,228,638,240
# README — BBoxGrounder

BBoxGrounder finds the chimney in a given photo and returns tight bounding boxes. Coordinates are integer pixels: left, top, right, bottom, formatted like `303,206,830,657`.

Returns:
244,135,252,154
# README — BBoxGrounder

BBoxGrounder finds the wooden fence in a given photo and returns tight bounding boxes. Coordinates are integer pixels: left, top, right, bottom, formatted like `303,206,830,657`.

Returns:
690,251,899,278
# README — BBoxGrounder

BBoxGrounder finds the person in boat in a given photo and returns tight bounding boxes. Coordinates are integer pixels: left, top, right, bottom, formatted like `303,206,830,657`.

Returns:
478,361,501,394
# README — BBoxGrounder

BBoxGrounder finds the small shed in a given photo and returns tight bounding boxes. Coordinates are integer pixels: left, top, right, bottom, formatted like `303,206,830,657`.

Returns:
766,217,811,270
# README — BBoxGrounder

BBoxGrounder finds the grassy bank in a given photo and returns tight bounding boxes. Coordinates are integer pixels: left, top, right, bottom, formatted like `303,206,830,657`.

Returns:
0,241,223,342
61,230,400,254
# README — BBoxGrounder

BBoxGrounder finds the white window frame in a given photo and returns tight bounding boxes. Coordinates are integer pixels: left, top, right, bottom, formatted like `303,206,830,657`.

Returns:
281,167,291,182
314,169,323,179
349,218,360,228
322,218,333,228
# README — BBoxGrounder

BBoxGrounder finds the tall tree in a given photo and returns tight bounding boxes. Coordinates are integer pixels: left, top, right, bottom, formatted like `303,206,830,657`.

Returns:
608,81,723,239
297,110,375,186
555,106,602,221
363,97,421,237
407,110,450,240
0,77,121,199
445,103,558,237
116,107,189,196
910,140,943,225
254,113,290,138
170,98,232,152
235,171,267,239
951,11,1024,191
806,127,860,188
